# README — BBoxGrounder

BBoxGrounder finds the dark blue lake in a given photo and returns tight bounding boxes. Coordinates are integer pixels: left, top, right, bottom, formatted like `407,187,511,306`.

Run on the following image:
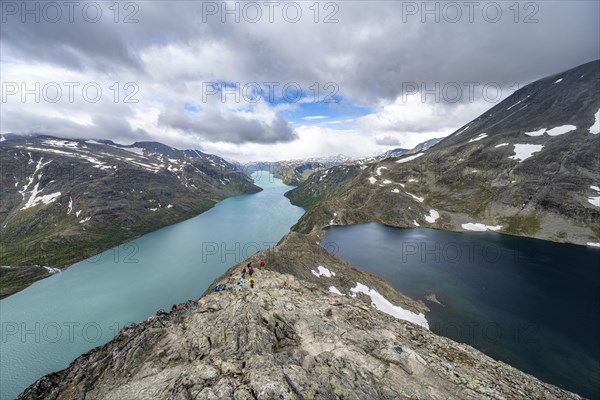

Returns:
322,223,600,399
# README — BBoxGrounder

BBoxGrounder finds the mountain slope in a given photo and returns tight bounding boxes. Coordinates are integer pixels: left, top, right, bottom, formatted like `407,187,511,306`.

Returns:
18,233,581,400
0,135,260,297
286,60,600,245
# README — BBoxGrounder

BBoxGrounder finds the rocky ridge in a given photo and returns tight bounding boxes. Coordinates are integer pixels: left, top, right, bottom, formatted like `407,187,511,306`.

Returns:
18,233,582,400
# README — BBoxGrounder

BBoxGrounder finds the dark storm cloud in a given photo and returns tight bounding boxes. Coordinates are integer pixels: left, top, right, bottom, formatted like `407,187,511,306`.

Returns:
1,0,598,151
157,107,297,144
3,1,598,101
4,109,150,144
375,136,403,146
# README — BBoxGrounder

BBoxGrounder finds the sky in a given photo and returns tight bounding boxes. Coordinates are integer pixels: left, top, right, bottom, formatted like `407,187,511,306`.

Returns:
1,1,599,162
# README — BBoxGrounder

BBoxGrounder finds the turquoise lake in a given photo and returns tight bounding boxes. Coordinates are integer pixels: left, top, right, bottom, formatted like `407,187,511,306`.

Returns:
322,223,600,399
0,171,304,400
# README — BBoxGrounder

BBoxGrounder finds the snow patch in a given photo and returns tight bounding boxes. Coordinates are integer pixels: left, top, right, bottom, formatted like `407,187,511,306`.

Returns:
462,223,502,232
406,192,424,203
590,108,600,134
468,133,488,143
524,128,546,137
588,196,600,207
42,266,61,274
391,189,400,193
329,286,344,296
350,282,429,329
413,220,420,227
121,147,146,156
506,95,530,111
22,190,61,210
368,176,377,184
454,125,470,135
42,139,79,149
509,144,543,162
396,153,423,164
424,209,439,223
376,166,387,176
546,125,576,136
553,78,563,84
586,242,600,248
79,217,91,224
67,197,73,214
382,179,392,184
494,143,509,148
311,265,336,278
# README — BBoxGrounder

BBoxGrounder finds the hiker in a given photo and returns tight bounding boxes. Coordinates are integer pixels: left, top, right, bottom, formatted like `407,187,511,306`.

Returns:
249,277,255,288
239,278,246,288
259,259,265,269
214,284,222,292
248,266,254,277
241,267,246,279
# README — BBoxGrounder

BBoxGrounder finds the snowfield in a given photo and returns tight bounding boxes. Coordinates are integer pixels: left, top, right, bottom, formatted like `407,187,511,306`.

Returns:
591,108,600,134
468,133,488,143
396,153,423,164
462,223,502,231
328,286,344,296
524,128,546,137
350,282,429,329
376,166,387,176
546,124,576,136
406,192,424,203
311,265,336,278
424,209,439,223
509,144,544,162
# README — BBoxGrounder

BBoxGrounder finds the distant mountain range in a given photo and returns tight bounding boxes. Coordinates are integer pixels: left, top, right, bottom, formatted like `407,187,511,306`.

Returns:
286,59,600,246
258,139,443,185
0,135,260,297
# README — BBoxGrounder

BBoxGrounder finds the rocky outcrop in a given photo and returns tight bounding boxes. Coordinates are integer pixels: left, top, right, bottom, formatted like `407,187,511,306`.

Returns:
18,233,581,400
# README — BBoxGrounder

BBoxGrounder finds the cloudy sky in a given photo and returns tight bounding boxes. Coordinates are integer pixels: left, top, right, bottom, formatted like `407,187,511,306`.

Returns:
1,1,598,161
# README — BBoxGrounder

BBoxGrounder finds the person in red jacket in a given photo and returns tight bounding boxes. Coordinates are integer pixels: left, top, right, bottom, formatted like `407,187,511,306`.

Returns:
259,260,265,269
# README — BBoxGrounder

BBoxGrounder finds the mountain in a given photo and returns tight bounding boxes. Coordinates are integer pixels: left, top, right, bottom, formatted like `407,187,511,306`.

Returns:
286,60,600,246
262,138,444,186
377,137,444,160
0,135,260,298
257,154,353,185
18,233,581,400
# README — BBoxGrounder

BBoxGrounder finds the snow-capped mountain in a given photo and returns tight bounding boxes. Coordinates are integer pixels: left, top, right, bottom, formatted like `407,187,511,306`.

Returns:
286,59,600,246
0,135,260,297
